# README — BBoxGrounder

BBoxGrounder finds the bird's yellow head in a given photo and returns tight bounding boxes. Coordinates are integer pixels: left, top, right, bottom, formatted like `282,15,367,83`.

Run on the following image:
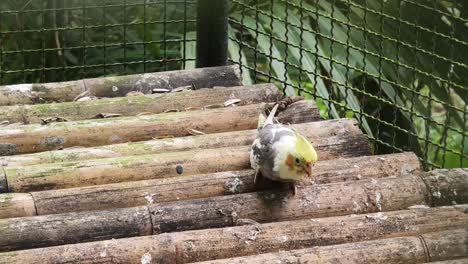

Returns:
284,134,318,178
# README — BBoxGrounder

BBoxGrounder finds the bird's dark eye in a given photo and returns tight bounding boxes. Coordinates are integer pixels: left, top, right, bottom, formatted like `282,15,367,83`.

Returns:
295,158,300,164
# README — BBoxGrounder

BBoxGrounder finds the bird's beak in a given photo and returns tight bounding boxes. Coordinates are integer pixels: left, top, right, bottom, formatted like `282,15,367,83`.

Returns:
304,163,314,177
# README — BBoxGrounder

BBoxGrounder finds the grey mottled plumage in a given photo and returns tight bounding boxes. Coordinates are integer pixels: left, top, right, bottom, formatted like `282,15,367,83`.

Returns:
249,104,318,192
250,124,296,182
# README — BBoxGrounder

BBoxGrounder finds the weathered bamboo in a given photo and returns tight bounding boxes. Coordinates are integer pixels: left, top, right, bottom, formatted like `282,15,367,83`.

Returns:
0,65,242,106
0,206,152,252
0,104,260,155
0,206,466,263
0,193,36,219
0,101,319,155
422,227,468,262
0,80,85,106
425,260,468,264
0,135,407,193
146,174,430,234
195,229,468,264
2,146,250,192
1,172,462,251
422,168,468,207
0,84,282,124
84,65,242,97
0,119,366,167
0,153,418,217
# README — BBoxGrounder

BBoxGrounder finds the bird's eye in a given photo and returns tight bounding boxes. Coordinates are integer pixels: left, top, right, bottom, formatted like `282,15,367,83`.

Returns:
295,158,300,164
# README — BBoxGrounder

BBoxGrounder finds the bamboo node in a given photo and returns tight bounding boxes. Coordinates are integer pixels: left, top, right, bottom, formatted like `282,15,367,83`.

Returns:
417,235,431,262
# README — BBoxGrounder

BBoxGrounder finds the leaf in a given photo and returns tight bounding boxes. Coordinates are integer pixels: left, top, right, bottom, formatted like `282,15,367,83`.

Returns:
257,11,340,119
182,31,196,70
228,26,253,85
231,14,295,95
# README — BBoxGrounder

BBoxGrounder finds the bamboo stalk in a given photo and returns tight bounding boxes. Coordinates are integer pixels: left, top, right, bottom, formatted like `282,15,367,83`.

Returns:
422,168,468,207
0,206,466,263
0,84,282,124
1,171,464,251
0,80,85,106
2,146,251,192
0,118,366,167
0,132,406,193
422,227,468,262
0,100,319,156
146,174,429,234
0,65,242,106
84,65,242,97
0,153,418,218
0,193,36,219
0,101,318,156
424,260,468,264
194,229,468,264
0,103,259,155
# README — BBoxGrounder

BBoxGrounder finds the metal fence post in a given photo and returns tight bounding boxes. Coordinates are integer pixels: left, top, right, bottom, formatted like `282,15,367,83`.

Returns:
196,0,229,67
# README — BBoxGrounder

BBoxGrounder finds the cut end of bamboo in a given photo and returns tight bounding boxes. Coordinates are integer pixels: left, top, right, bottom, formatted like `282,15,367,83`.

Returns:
0,193,36,219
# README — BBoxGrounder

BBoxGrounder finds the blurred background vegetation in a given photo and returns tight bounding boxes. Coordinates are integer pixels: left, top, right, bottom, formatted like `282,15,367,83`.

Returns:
0,0,466,168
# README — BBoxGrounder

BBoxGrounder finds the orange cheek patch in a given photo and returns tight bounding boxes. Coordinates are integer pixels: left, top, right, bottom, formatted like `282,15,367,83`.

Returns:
285,154,295,169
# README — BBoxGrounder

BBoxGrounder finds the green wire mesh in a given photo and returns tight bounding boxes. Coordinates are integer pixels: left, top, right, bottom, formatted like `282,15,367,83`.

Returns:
0,0,467,169
0,0,197,82
228,0,468,169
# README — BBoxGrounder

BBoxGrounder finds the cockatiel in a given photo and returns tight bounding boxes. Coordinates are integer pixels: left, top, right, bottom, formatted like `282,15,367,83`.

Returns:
250,103,318,194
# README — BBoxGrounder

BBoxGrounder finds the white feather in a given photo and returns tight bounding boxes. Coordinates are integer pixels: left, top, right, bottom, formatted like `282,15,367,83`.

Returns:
272,135,297,172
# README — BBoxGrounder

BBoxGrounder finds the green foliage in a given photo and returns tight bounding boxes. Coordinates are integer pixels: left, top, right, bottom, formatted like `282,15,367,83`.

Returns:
227,0,467,168
0,0,197,82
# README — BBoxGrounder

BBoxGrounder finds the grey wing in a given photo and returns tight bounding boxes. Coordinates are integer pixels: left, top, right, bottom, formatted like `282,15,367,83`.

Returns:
251,124,294,179
250,129,273,166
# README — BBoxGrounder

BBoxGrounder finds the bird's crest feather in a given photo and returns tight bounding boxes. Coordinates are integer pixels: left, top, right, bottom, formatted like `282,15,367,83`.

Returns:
295,134,318,163
260,104,279,128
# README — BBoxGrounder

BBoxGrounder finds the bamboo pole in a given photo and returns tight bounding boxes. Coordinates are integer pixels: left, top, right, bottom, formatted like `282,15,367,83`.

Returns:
0,135,406,193
0,65,242,106
424,260,468,264
0,153,418,218
0,80,85,106
0,206,466,263
0,118,366,167
2,146,251,192
0,193,36,219
0,103,261,155
1,171,465,251
0,84,282,124
0,101,319,155
422,168,468,206
194,229,468,264
422,227,468,262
